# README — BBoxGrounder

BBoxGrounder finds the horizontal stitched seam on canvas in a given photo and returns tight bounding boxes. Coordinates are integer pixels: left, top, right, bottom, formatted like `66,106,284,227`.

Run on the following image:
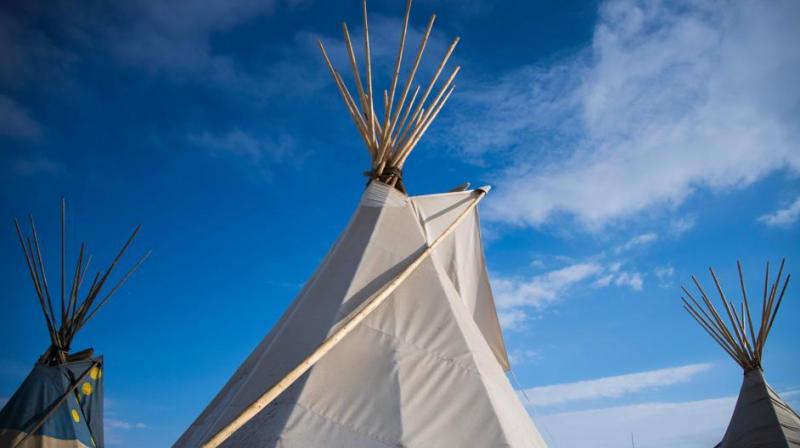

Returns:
359,321,480,375
291,400,399,447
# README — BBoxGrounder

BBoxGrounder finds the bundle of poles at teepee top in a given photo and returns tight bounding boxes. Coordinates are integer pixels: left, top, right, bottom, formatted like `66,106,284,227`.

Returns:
680,259,791,372
317,0,459,193
13,200,149,366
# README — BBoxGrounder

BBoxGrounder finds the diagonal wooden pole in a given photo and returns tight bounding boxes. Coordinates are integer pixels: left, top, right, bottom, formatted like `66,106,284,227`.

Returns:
201,186,491,448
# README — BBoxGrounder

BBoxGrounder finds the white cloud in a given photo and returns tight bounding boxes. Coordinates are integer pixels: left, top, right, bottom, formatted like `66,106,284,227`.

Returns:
498,309,529,331
523,363,712,407
494,263,604,310
105,2,450,101
10,155,62,176
669,216,696,236
0,95,44,142
758,197,800,227
189,129,302,179
107,0,280,81
655,265,675,288
106,418,147,430
495,261,644,330
614,271,643,290
615,232,658,253
508,349,542,366
536,395,732,448
449,0,800,230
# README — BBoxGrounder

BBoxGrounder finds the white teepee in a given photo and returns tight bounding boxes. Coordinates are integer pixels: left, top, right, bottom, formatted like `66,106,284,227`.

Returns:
175,183,547,447
175,2,548,446
681,260,800,448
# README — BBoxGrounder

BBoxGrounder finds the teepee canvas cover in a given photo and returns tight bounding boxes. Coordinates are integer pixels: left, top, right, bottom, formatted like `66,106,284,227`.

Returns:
176,183,546,447
0,359,104,448
717,369,800,447
681,261,800,448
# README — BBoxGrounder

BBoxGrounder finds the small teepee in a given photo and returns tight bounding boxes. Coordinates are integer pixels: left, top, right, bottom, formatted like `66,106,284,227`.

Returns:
0,201,148,448
681,259,800,448
175,1,548,447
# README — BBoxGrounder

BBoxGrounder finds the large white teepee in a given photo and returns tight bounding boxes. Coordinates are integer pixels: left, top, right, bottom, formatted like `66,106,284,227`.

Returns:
176,183,547,447
681,260,800,448
175,2,548,446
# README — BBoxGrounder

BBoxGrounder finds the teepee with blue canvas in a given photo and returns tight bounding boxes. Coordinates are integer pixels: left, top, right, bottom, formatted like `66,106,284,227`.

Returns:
0,202,147,448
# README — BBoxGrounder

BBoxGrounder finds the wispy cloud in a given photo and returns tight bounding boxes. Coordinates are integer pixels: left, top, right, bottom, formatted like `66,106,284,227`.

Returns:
615,232,658,253
104,398,147,446
758,197,800,227
508,349,542,366
106,418,147,430
536,395,732,448
669,216,696,236
613,271,643,290
106,0,280,84
448,0,800,230
654,265,675,288
495,260,643,330
494,263,604,310
189,129,302,180
523,363,712,407
497,309,529,331
0,95,44,142
9,155,62,176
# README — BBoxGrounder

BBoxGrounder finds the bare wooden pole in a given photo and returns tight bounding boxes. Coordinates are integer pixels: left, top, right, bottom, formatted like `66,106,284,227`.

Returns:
681,301,740,362
29,216,58,337
709,268,753,362
737,261,758,353
395,36,459,154
681,290,742,358
318,40,373,152
396,80,457,168
763,272,790,351
79,251,151,331
14,220,59,345
681,259,792,372
691,275,747,360
376,0,412,165
60,199,66,327
392,85,421,148
67,243,85,326
202,187,492,448
396,66,459,161
363,0,376,152
342,23,370,122
390,14,435,148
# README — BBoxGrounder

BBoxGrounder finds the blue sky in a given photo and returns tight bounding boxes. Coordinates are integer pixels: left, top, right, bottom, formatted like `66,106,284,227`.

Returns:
1,0,799,446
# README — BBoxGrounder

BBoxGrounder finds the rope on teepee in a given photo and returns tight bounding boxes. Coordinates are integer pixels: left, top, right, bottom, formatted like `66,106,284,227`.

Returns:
510,368,560,448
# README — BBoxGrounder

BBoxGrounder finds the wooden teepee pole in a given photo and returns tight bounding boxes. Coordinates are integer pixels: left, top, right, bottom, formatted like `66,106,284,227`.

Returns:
201,187,491,448
681,258,792,372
